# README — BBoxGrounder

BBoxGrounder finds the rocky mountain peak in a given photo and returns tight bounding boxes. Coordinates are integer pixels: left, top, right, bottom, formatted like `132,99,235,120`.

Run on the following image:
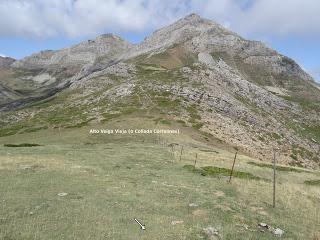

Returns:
12,33,132,70
116,14,314,87
126,13,239,59
0,56,15,68
175,13,207,25
183,13,201,20
147,14,214,39
97,33,125,41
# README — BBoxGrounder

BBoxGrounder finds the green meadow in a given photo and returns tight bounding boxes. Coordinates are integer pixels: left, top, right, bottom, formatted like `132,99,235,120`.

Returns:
0,117,319,239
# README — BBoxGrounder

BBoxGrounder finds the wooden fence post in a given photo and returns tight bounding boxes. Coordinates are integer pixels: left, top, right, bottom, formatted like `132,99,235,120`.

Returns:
228,151,238,183
179,146,183,161
273,151,276,208
194,153,198,168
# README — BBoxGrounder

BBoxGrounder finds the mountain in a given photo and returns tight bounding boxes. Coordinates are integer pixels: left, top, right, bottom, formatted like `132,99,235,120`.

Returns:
0,34,131,108
0,56,15,67
12,33,131,70
0,14,319,169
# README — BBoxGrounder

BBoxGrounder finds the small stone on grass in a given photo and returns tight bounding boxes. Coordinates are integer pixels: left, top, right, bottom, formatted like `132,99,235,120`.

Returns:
189,203,198,207
258,222,284,237
202,227,221,239
57,192,68,197
171,220,184,225
273,228,284,237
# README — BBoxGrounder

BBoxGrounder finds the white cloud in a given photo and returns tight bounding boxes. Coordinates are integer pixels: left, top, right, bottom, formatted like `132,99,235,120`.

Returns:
0,53,7,57
0,0,319,39
233,0,320,38
189,0,320,38
0,0,190,38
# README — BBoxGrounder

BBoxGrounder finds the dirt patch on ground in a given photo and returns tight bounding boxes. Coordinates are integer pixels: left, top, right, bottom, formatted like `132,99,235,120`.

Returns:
215,204,234,212
192,209,207,217
214,191,225,197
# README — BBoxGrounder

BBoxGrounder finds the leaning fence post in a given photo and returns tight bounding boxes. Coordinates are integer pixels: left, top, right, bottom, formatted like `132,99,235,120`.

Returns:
228,151,238,183
194,153,198,168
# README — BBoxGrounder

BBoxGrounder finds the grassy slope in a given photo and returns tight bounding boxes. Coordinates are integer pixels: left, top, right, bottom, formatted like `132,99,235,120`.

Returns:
0,117,319,240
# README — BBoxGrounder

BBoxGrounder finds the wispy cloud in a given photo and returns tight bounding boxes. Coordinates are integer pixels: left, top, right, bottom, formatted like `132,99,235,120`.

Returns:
0,53,6,57
0,0,319,39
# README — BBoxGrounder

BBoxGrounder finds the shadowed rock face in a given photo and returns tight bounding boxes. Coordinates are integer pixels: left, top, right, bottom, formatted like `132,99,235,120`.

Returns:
1,14,319,168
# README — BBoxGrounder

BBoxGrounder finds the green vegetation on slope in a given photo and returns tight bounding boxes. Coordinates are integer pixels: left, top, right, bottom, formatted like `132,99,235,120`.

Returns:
282,95,320,113
183,165,265,181
304,179,320,186
3,143,42,147
128,44,197,70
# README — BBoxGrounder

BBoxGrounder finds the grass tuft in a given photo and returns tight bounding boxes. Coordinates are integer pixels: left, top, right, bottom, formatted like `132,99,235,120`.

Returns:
4,143,42,147
304,179,320,186
183,165,265,181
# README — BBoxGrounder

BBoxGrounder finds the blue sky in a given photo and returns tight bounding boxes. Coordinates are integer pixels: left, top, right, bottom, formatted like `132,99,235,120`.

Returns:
0,0,319,82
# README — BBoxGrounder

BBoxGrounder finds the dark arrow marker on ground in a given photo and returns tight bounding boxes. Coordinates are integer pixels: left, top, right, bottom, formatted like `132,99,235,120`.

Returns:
134,218,146,230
